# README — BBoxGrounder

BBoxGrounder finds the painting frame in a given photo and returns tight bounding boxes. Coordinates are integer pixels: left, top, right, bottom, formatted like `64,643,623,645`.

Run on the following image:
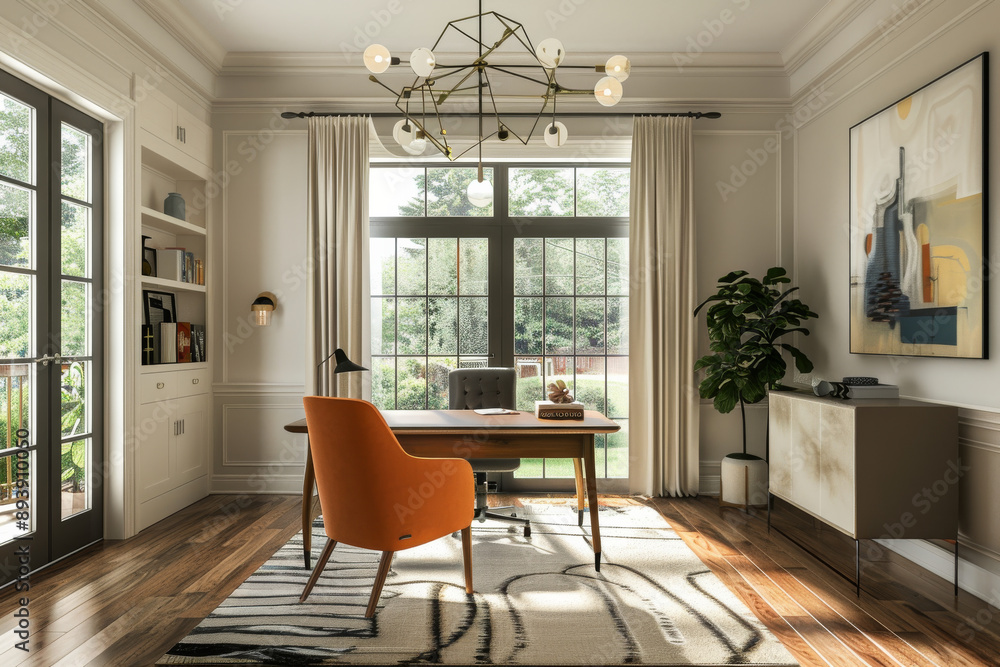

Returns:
143,289,177,328
849,52,989,359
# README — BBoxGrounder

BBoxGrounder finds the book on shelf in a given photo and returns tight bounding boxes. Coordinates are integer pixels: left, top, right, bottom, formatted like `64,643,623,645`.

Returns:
156,249,185,282
184,252,194,284
160,322,177,363
177,322,192,363
194,259,204,285
191,324,206,362
141,325,155,365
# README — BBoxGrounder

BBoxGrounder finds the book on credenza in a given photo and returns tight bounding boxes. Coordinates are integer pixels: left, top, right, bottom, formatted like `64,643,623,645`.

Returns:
156,248,185,282
159,322,177,363
847,384,899,399
177,322,192,363
191,324,207,362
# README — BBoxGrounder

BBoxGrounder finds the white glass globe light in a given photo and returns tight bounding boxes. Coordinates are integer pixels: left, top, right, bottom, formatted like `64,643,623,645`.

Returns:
535,38,565,68
594,76,623,106
543,121,568,148
410,48,436,77
392,119,417,147
605,55,631,81
363,44,392,74
403,134,427,155
467,178,493,208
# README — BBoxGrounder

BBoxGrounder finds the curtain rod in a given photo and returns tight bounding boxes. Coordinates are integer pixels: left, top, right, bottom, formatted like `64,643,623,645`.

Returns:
279,111,722,120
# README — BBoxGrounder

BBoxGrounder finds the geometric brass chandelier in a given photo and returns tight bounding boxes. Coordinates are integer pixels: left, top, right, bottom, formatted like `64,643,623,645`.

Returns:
362,1,630,206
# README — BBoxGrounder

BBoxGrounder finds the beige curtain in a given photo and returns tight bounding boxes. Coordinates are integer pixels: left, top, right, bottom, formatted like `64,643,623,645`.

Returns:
306,116,371,398
628,116,700,496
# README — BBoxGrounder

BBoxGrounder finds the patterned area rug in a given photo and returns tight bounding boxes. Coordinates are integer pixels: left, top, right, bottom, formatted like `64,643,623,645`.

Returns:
160,501,797,665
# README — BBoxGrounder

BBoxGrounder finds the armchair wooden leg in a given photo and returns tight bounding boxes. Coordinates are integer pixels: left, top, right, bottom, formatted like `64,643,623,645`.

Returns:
366,551,395,618
300,538,337,603
461,525,473,594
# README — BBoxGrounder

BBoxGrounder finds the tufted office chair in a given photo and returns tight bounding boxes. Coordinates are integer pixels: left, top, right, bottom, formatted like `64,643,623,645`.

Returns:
448,367,531,537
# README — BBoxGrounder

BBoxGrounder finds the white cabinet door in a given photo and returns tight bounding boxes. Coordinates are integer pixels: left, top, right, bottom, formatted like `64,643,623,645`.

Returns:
138,88,177,146
137,400,173,502
176,106,211,166
173,395,208,485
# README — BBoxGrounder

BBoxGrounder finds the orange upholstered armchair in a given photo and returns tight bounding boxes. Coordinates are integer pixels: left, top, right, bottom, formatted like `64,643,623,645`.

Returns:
300,396,474,617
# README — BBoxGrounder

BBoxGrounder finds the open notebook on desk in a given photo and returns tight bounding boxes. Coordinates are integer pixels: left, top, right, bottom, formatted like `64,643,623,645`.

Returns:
473,407,519,415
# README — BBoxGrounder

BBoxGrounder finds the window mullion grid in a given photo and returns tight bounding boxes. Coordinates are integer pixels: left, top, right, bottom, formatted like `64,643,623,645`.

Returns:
540,235,547,480
604,237,609,478
394,239,399,409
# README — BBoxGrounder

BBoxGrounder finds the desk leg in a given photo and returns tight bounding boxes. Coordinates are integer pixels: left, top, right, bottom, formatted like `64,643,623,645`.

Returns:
582,435,602,571
302,440,316,570
573,458,586,526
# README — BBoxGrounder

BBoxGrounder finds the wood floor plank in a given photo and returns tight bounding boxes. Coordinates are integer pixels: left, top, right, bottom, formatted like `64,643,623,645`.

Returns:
2,493,996,666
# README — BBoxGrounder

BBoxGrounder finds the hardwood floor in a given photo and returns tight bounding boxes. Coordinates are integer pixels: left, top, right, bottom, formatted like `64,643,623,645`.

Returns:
1,493,997,666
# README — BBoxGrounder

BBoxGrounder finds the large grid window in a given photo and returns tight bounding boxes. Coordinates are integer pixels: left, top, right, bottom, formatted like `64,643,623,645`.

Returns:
369,163,628,482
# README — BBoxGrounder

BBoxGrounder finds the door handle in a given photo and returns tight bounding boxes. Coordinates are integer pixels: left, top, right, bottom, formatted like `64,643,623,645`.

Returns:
38,353,61,366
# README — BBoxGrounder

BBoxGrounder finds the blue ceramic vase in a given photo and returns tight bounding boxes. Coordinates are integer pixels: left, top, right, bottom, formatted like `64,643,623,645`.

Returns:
164,192,186,220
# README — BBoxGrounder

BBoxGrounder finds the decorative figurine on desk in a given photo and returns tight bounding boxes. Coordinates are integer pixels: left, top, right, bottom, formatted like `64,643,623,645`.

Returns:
547,379,574,403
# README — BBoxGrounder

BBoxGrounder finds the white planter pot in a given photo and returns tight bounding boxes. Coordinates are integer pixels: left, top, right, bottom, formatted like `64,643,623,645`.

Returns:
720,454,768,508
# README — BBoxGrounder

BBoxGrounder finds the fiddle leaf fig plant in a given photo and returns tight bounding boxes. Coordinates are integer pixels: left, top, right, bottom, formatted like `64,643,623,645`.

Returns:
693,267,818,455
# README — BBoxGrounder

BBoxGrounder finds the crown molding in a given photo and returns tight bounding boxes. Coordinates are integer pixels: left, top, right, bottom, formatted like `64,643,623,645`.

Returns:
133,0,226,75
219,50,786,77
781,0,877,74
83,0,214,104
789,0,980,105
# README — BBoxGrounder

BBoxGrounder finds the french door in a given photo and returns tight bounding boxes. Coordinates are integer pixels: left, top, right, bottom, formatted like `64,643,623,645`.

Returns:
0,69,104,587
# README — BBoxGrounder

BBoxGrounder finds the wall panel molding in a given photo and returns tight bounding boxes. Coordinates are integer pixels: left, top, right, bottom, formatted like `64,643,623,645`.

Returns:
220,403,306,467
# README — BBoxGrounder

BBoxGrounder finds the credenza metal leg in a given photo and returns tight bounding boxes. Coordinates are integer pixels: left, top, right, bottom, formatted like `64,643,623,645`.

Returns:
855,539,861,597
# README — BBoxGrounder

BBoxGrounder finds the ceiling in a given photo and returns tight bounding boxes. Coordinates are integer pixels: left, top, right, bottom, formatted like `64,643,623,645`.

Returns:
175,0,832,57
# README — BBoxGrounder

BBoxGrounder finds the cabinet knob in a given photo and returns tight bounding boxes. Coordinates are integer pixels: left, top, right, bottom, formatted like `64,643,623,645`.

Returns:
157,382,165,389
192,378,199,385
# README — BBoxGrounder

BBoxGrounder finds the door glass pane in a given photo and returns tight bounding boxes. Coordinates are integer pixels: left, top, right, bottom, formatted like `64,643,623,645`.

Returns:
576,168,630,217
514,357,544,410
607,238,629,295
459,238,488,295
370,237,396,294
576,297,605,354
427,357,453,410
369,167,423,217
61,279,89,357
0,182,31,269
458,297,487,355
61,124,90,202
0,365,31,544
514,238,542,295
371,357,395,409
544,298,573,355
514,297,542,355
397,297,426,355
61,201,89,278
60,360,88,438
509,167,573,216
60,437,90,519
427,238,457,294
396,238,425,295
371,297,395,355
0,271,31,358
428,297,457,354
0,93,32,184
576,238,605,295
397,357,426,409
545,238,573,294
426,167,493,217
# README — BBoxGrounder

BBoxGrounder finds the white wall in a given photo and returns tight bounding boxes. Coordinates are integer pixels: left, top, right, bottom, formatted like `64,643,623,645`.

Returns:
210,112,310,494
792,0,1000,597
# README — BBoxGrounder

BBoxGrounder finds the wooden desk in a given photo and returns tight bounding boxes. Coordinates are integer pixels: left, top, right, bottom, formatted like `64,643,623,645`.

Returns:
284,409,620,571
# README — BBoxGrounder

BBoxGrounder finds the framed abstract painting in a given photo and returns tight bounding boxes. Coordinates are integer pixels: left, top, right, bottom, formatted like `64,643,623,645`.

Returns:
850,52,988,358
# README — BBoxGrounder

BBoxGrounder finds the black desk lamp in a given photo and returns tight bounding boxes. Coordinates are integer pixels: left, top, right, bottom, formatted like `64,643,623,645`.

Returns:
316,348,367,397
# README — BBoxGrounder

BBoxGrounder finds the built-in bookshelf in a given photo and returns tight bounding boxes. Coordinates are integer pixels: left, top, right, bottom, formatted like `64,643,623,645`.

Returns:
133,85,213,532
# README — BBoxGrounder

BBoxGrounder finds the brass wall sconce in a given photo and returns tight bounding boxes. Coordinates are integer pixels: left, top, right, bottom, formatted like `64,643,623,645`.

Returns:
252,292,277,326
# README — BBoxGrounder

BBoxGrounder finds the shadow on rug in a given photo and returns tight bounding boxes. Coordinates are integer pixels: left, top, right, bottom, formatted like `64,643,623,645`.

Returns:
160,502,797,665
